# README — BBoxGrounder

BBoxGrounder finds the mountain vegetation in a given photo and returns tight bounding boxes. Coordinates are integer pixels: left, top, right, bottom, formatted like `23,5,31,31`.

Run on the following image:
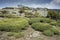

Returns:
0,7,60,40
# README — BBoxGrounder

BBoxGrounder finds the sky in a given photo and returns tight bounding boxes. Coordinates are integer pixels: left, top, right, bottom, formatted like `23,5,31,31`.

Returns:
0,0,60,9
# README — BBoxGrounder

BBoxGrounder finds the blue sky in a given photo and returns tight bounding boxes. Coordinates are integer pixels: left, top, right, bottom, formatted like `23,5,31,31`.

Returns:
0,0,60,9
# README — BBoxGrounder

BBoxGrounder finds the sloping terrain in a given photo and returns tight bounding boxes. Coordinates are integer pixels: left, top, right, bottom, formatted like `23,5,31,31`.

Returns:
0,25,60,40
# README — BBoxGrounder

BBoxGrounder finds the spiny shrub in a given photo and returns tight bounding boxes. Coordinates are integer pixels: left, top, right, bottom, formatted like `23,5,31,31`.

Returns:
39,18,52,23
32,23,52,31
43,30,54,36
29,18,40,25
50,20,60,27
25,15,34,18
25,12,34,18
50,21,57,26
0,14,17,18
12,12,16,14
29,17,53,25
56,22,60,27
0,18,29,32
14,32,24,38
7,32,24,38
43,28,60,36
50,28,60,35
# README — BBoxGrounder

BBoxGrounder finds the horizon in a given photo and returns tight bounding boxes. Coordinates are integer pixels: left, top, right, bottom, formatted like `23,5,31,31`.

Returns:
0,5,60,9
0,0,60,9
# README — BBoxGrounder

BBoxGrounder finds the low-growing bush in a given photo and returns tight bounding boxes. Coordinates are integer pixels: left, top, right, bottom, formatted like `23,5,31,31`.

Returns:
14,32,24,38
32,23,52,31
56,22,60,27
50,28,60,35
39,18,52,23
33,13,40,17
0,18,29,32
7,32,14,36
25,15,34,18
0,14,19,18
25,12,34,18
50,20,60,27
12,12,16,14
29,18,40,25
7,32,24,38
29,18,53,25
43,30,54,36
43,28,60,36
50,21,57,26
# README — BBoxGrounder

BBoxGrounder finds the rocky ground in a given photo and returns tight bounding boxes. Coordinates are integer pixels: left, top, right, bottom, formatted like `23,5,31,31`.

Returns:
0,25,60,40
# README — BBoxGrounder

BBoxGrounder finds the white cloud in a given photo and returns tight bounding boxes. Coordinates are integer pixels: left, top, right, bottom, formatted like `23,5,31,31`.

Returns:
20,0,60,9
53,0,60,3
42,0,60,9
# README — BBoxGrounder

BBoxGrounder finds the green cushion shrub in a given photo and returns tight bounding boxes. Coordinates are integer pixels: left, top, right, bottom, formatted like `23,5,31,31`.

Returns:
43,30,54,36
50,28,60,35
50,20,60,27
25,12,34,18
0,14,19,18
29,17,53,25
0,18,29,32
33,13,40,17
12,12,16,14
7,32,24,38
32,23,52,31
56,22,60,27
29,18,40,25
25,15,34,18
13,32,24,38
39,18,52,23
50,21,57,26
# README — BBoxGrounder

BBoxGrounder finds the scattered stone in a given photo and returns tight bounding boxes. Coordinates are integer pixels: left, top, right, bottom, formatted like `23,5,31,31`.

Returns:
31,31,40,37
